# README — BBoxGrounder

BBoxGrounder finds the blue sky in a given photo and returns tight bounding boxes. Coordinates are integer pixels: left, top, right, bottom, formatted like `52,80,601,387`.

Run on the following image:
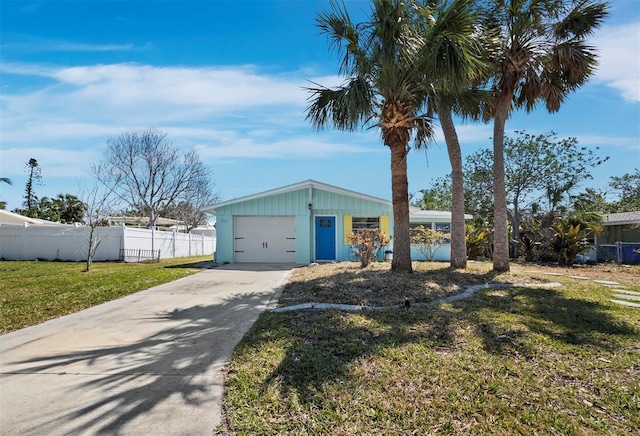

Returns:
1,0,639,212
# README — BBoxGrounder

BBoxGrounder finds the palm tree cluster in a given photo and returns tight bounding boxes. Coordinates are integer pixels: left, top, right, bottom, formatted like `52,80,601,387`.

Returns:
306,0,607,273
14,193,87,223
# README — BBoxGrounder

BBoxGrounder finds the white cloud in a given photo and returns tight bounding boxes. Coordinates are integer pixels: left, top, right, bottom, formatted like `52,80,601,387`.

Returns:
568,134,639,151
44,63,309,109
0,147,101,178
49,42,135,52
1,35,138,53
0,63,322,139
592,22,640,102
0,63,59,77
194,135,380,159
0,63,331,164
0,121,124,144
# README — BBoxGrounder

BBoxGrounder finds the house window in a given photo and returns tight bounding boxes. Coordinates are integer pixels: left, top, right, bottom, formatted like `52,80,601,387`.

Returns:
435,222,451,244
435,222,450,233
410,222,433,230
352,217,380,231
343,215,389,245
410,222,451,244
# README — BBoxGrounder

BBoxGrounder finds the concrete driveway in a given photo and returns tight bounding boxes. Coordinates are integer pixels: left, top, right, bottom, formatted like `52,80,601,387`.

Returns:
0,263,293,436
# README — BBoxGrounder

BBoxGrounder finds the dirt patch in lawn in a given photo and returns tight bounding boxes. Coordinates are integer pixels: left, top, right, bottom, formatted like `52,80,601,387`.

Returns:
277,260,640,308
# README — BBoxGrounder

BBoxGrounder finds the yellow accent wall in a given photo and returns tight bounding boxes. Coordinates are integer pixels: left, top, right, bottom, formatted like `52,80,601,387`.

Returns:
380,215,389,234
343,215,352,245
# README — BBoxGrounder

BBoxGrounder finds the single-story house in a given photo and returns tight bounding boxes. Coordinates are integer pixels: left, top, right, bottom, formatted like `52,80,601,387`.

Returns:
594,211,640,264
106,216,184,229
597,211,640,244
201,180,470,264
0,209,66,226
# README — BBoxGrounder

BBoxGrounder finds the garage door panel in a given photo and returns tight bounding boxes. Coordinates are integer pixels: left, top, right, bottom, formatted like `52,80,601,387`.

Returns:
234,216,295,263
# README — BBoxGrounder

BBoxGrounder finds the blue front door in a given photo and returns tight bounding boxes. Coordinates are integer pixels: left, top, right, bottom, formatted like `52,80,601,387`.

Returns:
315,216,336,260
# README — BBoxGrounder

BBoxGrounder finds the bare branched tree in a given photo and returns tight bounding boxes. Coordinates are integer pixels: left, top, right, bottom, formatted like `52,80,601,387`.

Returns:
91,128,215,229
79,183,118,272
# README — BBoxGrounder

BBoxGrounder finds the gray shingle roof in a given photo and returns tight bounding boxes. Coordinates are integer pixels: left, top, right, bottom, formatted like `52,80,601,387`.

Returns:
602,211,640,225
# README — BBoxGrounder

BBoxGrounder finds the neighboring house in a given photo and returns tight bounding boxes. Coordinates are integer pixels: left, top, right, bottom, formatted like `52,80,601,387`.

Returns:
597,211,640,244
409,209,473,261
107,216,183,229
0,209,66,226
595,211,640,264
189,223,216,238
201,180,470,264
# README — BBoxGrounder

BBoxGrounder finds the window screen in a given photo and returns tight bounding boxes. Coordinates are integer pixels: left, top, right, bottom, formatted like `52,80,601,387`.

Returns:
435,222,450,232
352,217,380,231
410,222,433,230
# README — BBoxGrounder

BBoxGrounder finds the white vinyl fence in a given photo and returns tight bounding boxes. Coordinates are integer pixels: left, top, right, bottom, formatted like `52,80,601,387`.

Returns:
0,224,215,262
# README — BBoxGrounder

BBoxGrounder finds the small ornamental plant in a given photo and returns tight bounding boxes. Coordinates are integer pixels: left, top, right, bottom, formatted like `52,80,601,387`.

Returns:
543,221,591,266
410,225,450,261
347,228,391,268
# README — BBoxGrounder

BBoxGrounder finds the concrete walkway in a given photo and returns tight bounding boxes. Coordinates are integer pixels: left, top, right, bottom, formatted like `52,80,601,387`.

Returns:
0,264,293,436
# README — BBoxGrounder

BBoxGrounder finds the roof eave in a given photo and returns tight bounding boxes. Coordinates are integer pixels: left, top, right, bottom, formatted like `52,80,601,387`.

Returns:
201,179,392,213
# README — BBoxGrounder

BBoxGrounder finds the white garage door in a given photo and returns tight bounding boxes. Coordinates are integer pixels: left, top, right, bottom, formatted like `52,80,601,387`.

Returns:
234,216,296,263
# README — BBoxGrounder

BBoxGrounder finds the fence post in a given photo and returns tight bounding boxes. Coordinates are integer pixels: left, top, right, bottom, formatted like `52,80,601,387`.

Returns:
22,223,28,260
616,241,622,265
172,229,176,258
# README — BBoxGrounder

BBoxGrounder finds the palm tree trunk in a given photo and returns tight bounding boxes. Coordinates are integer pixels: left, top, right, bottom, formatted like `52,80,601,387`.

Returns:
439,107,467,269
492,95,511,272
389,142,413,273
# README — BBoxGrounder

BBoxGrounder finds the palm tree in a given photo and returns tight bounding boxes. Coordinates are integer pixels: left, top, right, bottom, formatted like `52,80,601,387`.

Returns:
54,193,87,224
415,0,491,269
0,177,11,210
307,0,482,272
481,0,608,271
307,0,433,272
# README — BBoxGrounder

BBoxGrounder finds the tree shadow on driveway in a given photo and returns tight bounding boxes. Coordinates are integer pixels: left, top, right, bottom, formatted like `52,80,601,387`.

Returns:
4,291,274,435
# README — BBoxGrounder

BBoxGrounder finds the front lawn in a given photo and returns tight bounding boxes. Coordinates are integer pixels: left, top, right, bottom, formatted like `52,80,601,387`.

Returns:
0,256,213,333
224,262,640,434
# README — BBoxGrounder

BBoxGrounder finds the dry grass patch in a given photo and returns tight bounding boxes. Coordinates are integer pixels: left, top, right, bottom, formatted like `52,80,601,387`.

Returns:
515,261,640,285
277,260,629,308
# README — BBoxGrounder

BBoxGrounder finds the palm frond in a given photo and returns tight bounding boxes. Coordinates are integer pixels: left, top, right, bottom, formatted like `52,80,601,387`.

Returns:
515,65,543,111
413,115,436,149
551,40,597,85
450,88,495,121
305,76,375,132
316,1,362,76
554,0,609,39
421,0,487,85
540,79,566,113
